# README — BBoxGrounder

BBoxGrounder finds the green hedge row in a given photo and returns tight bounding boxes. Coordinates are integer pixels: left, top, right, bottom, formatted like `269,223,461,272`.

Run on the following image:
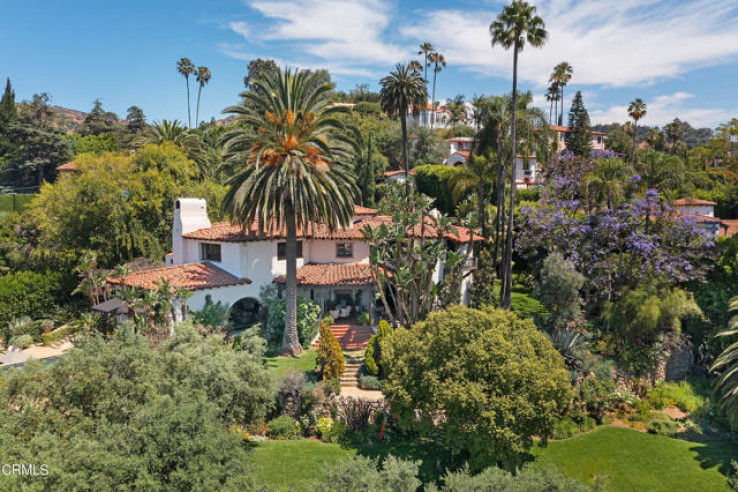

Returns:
414,165,464,214
42,323,79,346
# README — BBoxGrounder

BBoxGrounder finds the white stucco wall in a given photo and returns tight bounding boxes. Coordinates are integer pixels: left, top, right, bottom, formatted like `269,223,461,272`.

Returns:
676,205,714,217
187,283,262,313
309,240,370,263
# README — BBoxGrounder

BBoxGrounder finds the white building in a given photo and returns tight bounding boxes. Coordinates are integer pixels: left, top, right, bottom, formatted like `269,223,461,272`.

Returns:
106,198,479,325
550,125,607,152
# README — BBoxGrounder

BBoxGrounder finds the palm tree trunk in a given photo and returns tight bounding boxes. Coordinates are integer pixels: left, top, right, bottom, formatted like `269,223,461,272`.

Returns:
401,110,411,197
431,67,437,129
196,84,202,128
502,44,520,310
186,76,192,129
478,181,486,239
281,207,302,356
559,86,564,126
631,120,638,165
549,100,553,125
493,134,505,273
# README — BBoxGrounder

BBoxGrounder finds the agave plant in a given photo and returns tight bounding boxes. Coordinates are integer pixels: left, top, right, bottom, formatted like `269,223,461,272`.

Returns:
712,296,738,426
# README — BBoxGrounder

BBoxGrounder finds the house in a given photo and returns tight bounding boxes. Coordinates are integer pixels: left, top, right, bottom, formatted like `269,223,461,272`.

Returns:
105,198,480,326
56,161,77,173
549,125,606,152
383,169,415,185
672,198,738,238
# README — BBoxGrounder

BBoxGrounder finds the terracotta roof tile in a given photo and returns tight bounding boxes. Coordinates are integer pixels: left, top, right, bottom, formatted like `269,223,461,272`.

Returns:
383,170,415,178
274,262,373,286
673,198,718,207
354,205,378,216
549,124,605,136
107,262,251,291
56,161,77,172
721,219,738,238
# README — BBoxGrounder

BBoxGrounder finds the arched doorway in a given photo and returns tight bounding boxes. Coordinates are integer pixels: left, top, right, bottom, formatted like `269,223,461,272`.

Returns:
229,297,262,330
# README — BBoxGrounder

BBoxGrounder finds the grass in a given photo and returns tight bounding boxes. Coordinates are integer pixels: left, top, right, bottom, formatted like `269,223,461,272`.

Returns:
530,426,738,491
0,194,34,216
247,426,738,491
264,349,317,379
248,439,355,491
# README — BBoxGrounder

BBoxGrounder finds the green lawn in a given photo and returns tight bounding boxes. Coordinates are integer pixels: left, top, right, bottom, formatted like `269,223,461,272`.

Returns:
247,426,738,491
0,194,34,216
264,349,318,379
248,439,355,491
531,426,737,491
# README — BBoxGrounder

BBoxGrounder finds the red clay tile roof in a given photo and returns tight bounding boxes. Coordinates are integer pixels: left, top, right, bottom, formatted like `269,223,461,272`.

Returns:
107,262,251,291
722,219,738,238
56,161,77,172
183,215,482,244
354,205,378,216
549,125,606,136
274,262,373,286
384,170,415,178
673,198,717,207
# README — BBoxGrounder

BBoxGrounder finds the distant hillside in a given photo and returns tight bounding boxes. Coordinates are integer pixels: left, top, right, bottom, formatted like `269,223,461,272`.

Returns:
592,122,713,149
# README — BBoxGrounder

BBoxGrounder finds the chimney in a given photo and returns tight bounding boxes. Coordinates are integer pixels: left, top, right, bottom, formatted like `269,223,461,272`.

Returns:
172,198,211,265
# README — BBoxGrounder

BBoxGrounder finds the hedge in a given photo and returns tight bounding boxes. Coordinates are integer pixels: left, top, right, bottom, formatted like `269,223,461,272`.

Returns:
414,165,465,214
0,271,63,326
41,323,79,346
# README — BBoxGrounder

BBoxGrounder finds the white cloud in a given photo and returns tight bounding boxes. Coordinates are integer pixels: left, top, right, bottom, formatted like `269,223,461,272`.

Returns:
226,0,408,75
402,0,738,88
590,92,734,127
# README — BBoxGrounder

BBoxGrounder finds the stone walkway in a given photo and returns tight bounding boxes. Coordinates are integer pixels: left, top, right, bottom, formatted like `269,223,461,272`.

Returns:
339,386,384,401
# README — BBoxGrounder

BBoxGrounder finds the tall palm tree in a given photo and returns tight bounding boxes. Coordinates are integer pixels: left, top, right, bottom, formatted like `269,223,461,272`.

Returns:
627,98,647,164
195,66,212,128
545,84,558,125
177,57,195,128
380,63,428,197
429,52,446,129
491,0,547,309
712,296,738,427
550,62,573,126
417,42,435,82
449,153,494,238
408,60,423,75
221,68,359,356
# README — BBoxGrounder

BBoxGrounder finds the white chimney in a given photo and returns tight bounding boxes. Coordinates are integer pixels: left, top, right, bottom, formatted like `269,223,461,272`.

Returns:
172,198,211,265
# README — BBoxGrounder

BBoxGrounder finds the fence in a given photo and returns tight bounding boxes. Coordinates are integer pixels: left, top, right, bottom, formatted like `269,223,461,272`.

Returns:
0,194,35,215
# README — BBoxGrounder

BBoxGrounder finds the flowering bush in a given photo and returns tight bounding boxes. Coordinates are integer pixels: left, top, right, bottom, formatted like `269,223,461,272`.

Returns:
315,417,334,438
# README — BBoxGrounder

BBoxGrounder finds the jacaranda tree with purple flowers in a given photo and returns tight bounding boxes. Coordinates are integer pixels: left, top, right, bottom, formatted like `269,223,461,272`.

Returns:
518,157,714,313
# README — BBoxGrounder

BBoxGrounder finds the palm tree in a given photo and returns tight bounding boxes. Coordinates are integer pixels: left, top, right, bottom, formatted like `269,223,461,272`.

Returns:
408,60,423,75
712,296,738,427
639,151,685,195
177,57,195,128
550,62,573,126
490,0,547,309
585,158,633,210
175,287,194,321
628,98,647,164
417,42,435,82
221,68,359,356
545,84,558,124
195,66,212,127
380,63,428,197
428,52,446,129
447,94,467,125
449,154,494,238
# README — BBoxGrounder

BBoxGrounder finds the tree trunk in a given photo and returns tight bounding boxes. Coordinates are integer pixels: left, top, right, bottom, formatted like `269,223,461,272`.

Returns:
493,133,505,274
401,110,411,197
631,120,638,165
281,208,303,356
186,77,192,129
478,181,486,239
559,86,564,126
431,67,437,129
196,85,202,128
502,44,520,310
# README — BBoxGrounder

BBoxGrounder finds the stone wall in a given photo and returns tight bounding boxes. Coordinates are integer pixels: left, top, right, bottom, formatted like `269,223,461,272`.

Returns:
614,337,693,394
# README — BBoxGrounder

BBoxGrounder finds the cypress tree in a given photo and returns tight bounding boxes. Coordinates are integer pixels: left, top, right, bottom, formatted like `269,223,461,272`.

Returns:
565,91,591,157
0,78,17,127
358,134,377,207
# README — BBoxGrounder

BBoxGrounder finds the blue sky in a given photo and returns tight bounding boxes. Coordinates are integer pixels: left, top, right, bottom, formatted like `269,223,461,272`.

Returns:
2,0,738,128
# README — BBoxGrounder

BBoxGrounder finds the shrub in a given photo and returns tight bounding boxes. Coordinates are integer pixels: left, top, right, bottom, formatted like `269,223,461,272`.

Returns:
516,187,542,203
0,271,63,328
313,456,421,492
277,370,314,418
316,322,344,380
359,374,382,390
191,294,230,328
552,416,579,440
649,381,706,413
353,102,382,115
357,312,370,326
382,306,571,471
267,415,301,440
9,334,34,348
315,417,334,438
322,378,341,397
41,323,80,346
322,420,349,444
414,165,464,214
321,315,334,326
267,296,322,348
647,414,680,436
363,336,379,376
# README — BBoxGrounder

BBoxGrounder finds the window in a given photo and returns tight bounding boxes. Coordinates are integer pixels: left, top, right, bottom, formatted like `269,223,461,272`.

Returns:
336,242,353,258
201,243,221,262
596,136,603,144
277,241,303,260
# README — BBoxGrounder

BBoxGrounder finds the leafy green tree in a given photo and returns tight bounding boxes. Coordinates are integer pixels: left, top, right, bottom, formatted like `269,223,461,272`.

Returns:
380,63,428,196
66,132,119,156
243,58,279,91
565,91,592,157
221,67,358,356
0,270,63,329
0,78,17,127
382,305,570,471
585,158,634,210
638,151,685,196
364,319,392,377
491,0,548,309
125,105,146,134
628,98,647,164
81,98,119,136
1,118,70,187
177,57,195,128
538,252,585,333
711,296,738,427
